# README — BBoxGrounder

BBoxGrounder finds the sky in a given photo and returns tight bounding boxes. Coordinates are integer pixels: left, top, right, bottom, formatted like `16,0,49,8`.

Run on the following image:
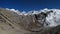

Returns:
0,0,60,12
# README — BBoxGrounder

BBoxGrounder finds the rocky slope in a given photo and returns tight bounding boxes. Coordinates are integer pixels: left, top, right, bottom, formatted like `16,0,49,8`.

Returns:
0,8,60,34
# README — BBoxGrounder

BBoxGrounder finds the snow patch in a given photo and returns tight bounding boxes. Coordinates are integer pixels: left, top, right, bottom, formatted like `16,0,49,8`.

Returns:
46,9,60,27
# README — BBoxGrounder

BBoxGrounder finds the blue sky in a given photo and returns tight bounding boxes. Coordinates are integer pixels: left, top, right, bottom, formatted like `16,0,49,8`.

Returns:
0,0,60,12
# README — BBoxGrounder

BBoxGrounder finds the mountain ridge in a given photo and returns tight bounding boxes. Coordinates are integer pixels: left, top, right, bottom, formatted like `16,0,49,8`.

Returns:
0,8,60,34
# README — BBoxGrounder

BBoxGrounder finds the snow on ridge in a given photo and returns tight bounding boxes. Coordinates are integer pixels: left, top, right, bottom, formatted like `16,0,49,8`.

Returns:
6,8,21,15
5,8,60,15
5,8,51,15
6,8,29,15
5,8,60,27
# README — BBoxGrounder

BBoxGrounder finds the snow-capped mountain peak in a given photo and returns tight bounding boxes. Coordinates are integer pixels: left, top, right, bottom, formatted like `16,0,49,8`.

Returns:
5,8,60,27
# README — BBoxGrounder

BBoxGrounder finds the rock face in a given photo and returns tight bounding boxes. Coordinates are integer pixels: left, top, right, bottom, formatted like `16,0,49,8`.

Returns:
0,8,60,34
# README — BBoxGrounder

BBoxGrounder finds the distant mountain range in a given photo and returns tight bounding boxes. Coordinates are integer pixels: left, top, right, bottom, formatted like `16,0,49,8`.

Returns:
0,8,60,34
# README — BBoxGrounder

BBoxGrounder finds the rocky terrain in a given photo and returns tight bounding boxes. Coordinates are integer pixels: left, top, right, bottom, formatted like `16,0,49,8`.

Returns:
0,8,60,34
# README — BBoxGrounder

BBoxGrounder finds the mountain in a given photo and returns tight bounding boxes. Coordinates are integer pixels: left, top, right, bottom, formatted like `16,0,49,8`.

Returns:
0,8,60,34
